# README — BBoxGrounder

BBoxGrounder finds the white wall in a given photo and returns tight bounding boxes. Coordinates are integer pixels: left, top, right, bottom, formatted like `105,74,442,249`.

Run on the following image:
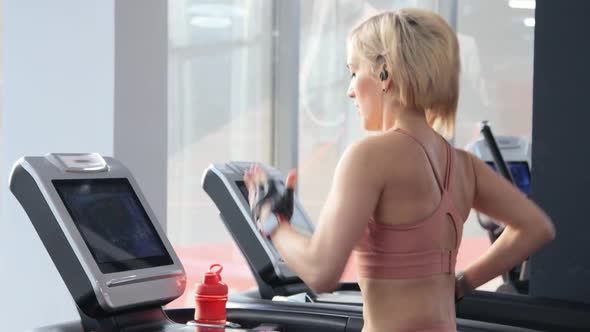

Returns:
0,1,168,330
0,0,115,328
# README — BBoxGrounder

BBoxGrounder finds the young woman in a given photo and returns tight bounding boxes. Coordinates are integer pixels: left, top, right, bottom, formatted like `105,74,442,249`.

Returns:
244,9,555,332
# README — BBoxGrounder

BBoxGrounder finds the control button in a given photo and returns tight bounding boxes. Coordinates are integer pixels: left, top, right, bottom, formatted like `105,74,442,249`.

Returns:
47,153,108,173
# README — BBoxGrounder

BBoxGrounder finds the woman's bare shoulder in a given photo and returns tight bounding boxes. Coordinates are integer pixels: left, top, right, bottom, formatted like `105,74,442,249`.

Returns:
453,147,474,160
348,133,417,153
343,133,429,179
347,133,425,160
453,147,477,174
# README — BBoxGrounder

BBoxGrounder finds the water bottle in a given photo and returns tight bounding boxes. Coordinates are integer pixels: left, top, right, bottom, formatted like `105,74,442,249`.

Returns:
194,264,228,326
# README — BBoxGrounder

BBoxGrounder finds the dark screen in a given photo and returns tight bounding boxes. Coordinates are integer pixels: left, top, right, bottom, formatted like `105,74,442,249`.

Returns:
486,161,531,195
53,178,173,273
236,180,250,203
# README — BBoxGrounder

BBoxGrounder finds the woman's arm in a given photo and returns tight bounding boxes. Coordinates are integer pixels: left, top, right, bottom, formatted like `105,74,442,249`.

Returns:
253,139,384,293
461,153,556,291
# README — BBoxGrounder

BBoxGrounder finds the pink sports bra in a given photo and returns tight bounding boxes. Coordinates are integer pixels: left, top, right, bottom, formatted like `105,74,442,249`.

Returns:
354,128,464,279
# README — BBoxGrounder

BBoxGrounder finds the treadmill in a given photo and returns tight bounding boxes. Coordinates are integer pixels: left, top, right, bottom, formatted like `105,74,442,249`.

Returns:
11,153,590,331
202,162,590,331
10,154,366,332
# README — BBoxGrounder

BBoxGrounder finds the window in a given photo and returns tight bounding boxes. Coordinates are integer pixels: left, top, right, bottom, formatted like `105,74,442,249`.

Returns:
454,0,535,292
455,0,534,148
167,0,273,307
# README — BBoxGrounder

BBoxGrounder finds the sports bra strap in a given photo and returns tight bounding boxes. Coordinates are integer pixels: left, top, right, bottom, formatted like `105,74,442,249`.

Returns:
394,128,448,191
443,141,453,190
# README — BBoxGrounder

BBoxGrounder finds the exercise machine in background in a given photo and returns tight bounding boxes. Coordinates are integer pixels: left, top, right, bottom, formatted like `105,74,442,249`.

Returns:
466,121,531,294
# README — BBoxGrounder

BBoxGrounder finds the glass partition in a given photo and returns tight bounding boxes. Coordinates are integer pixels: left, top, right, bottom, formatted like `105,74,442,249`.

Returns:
167,0,273,306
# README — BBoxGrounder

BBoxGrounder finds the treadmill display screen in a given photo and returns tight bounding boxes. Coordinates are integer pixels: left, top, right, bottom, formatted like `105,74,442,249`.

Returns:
235,180,313,236
486,161,531,195
53,178,173,273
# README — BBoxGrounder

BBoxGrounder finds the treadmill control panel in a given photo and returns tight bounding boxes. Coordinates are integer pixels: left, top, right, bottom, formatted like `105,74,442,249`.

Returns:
202,162,315,285
9,153,186,317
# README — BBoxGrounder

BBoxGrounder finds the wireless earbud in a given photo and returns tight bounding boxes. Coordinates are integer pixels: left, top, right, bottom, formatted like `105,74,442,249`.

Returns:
379,69,389,81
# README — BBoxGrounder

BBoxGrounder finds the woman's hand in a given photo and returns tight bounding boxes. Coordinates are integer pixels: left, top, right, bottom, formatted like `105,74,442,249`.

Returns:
454,271,473,302
243,164,273,224
243,164,297,236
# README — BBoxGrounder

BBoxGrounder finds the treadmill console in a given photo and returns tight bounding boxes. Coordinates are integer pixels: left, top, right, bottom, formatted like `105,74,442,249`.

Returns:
9,153,186,317
202,162,314,292
466,136,532,195
485,161,531,195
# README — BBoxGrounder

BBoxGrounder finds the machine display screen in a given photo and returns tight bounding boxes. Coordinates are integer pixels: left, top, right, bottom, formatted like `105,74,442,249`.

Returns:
486,161,531,195
235,180,313,236
53,178,173,273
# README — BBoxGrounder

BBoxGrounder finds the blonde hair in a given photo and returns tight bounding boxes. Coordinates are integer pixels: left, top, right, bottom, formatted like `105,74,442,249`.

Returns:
349,9,460,137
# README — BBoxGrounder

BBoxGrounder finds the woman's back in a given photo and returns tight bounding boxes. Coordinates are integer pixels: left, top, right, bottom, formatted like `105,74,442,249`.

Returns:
357,127,476,332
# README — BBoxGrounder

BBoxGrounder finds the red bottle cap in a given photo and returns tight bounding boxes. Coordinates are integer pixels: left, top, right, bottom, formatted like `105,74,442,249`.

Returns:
196,264,228,296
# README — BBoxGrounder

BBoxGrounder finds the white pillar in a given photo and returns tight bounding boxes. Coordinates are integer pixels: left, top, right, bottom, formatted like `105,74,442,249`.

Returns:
113,0,168,230
0,1,168,330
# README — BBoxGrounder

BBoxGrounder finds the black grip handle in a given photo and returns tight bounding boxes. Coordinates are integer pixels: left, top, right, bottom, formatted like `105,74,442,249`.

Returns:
480,121,515,185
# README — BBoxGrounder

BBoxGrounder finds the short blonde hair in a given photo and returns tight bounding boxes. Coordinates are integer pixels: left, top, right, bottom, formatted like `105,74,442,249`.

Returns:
349,9,460,136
